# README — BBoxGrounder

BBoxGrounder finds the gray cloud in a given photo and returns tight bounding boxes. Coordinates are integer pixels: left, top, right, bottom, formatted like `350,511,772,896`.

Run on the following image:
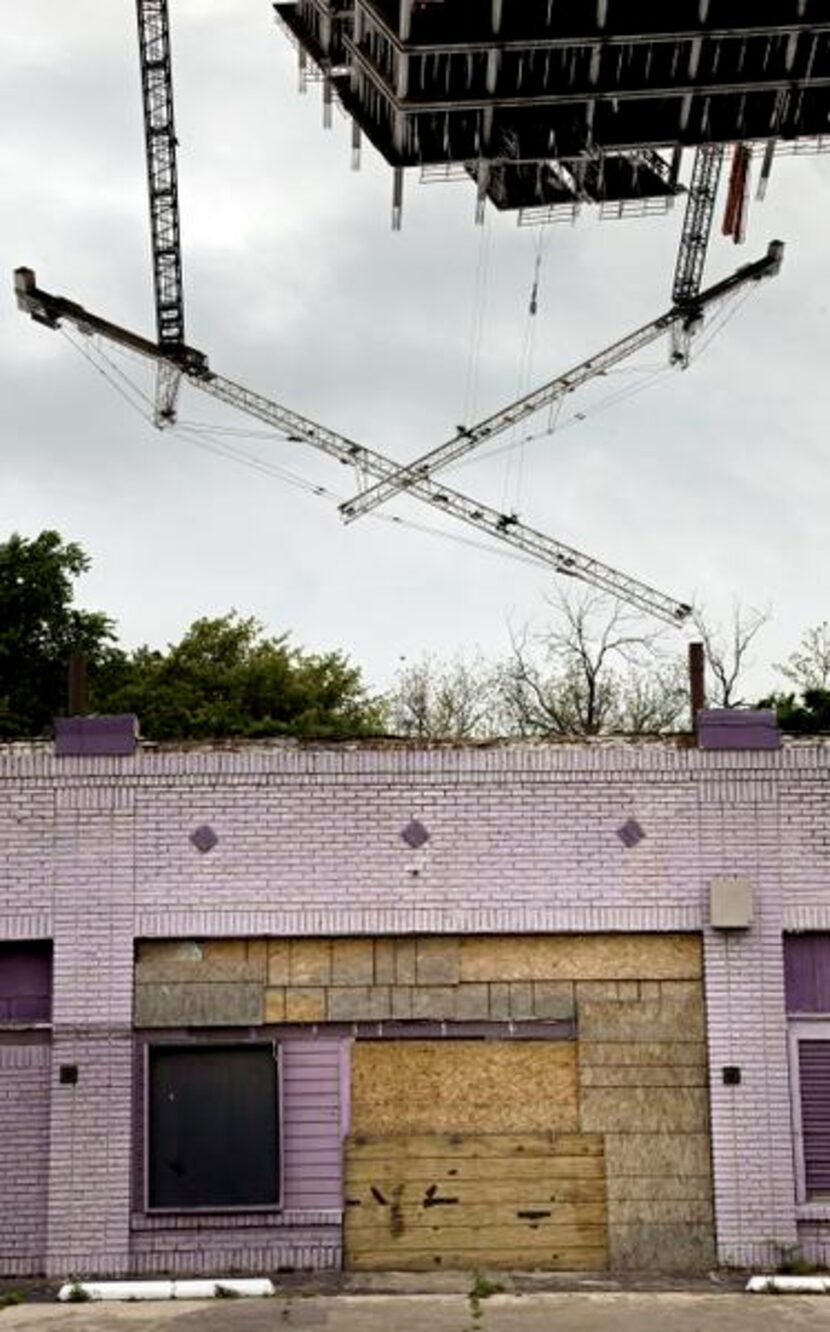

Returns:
3,4,830,699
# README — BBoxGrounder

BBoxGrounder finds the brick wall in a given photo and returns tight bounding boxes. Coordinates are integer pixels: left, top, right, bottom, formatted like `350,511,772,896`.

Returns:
2,737,830,1272
0,1040,51,1276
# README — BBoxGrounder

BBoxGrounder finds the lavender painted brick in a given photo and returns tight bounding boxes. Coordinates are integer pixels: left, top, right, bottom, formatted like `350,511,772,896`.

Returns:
0,1041,50,1274
54,715,138,757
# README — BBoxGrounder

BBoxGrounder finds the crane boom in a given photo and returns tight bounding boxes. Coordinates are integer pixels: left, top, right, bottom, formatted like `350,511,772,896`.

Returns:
136,0,187,425
339,240,783,525
14,267,692,625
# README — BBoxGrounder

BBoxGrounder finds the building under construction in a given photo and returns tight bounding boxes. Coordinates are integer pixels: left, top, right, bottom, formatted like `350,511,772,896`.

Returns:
275,0,830,224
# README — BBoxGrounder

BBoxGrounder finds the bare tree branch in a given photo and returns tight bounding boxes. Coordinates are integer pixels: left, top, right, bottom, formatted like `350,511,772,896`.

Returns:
692,603,770,708
776,622,830,694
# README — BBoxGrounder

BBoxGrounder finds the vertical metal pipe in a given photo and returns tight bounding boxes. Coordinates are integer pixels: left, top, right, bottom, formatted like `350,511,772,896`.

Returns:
68,653,89,717
689,642,706,723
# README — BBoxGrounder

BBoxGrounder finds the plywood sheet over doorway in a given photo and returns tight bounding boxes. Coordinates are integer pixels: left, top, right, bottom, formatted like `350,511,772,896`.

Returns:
344,1131,607,1271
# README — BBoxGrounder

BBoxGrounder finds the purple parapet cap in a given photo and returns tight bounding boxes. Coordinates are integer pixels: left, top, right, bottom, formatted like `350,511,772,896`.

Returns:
54,715,138,757
401,818,430,849
190,825,219,854
697,708,780,751
617,818,645,848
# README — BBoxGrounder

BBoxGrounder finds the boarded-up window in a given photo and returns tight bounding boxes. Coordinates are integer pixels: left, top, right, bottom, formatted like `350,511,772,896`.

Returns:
148,1044,280,1210
799,1040,830,1199
0,943,52,1022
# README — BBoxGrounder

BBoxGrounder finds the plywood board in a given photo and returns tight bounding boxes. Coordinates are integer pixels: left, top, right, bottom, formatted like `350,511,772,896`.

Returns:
347,1133,602,1160
347,1201,607,1231
581,1086,709,1134
350,1041,578,1135
347,1177,606,1207
460,934,701,983
346,1156,606,1185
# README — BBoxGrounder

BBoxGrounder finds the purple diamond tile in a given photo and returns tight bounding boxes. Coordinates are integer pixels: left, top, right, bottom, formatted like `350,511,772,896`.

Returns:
190,824,218,854
401,819,430,850
617,818,645,849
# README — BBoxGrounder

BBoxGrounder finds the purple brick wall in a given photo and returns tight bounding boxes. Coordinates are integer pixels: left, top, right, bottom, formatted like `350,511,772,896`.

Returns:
0,1040,51,1275
3,738,830,1271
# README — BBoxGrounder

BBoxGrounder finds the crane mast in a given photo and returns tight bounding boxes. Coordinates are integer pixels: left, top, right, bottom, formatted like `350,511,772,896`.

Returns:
339,240,784,524
136,0,187,425
14,267,693,626
672,145,726,305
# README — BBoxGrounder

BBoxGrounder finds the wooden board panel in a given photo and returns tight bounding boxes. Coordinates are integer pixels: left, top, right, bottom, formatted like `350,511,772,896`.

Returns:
347,1223,607,1253
347,1132,602,1160
347,1202,607,1231
348,1246,607,1272
344,1131,608,1272
346,1157,606,1185
350,1041,578,1135
347,1177,606,1207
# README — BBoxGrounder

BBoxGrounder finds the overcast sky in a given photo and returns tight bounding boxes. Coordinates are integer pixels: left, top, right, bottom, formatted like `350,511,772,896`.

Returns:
3,2,830,696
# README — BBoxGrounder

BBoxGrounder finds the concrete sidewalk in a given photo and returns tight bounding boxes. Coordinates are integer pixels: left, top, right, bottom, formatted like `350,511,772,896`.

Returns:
2,1292,830,1331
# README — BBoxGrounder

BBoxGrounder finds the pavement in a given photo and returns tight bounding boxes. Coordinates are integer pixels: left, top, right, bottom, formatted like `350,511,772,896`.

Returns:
3,1291,830,1331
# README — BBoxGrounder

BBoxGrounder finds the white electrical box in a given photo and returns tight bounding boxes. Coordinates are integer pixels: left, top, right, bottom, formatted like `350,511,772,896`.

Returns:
709,876,754,930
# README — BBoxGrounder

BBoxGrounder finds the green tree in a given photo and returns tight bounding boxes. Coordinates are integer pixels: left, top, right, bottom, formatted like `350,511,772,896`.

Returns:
762,689,830,733
0,531,118,738
99,612,385,741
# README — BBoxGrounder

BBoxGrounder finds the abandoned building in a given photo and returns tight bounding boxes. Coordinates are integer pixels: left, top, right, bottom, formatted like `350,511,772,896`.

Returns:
2,710,830,1277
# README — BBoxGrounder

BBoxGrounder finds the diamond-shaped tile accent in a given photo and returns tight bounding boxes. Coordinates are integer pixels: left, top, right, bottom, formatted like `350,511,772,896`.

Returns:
401,819,430,850
190,824,218,854
617,818,645,849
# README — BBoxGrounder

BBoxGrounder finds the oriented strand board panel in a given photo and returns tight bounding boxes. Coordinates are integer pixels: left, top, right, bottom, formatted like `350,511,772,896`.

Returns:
460,934,701,983
345,1132,607,1272
350,1041,579,1135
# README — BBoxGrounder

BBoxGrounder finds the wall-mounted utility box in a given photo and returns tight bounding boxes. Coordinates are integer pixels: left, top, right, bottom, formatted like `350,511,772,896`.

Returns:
710,876,754,930
54,715,138,757
697,709,779,751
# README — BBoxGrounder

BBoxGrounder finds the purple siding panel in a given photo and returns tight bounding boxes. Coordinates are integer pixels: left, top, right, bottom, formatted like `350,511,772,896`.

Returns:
785,935,830,1013
800,1041,830,1197
0,944,51,1022
282,1039,344,1211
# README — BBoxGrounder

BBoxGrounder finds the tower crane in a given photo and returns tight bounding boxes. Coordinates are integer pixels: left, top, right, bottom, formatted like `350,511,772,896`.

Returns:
15,266,693,625
339,239,784,524
135,0,198,426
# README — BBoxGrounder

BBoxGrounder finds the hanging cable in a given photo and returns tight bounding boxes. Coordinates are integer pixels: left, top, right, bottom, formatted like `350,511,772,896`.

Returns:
461,212,492,428
503,226,547,513
58,327,552,578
